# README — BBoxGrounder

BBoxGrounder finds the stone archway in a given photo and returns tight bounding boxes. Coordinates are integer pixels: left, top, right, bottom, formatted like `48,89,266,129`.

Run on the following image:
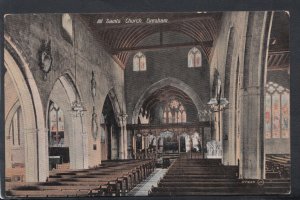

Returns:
47,73,88,169
4,36,47,182
101,92,120,160
106,88,128,159
107,88,122,121
132,77,207,124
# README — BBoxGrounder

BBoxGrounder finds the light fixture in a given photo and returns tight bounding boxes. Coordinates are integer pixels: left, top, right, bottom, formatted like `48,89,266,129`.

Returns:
207,75,229,141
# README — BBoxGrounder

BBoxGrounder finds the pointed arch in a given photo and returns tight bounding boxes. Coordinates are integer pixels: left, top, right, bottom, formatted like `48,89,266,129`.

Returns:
132,77,206,124
47,73,87,170
107,88,122,124
4,35,47,182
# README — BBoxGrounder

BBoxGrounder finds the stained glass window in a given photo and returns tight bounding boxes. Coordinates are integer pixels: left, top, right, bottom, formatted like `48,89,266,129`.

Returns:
133,52,146,71
49,102,65,147
265,82,290,139
265,94,271,139
162,99,187,123
188,47,202,68
281,92,289,138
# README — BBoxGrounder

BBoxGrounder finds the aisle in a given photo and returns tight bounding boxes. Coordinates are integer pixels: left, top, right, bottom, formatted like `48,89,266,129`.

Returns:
128,168,168,196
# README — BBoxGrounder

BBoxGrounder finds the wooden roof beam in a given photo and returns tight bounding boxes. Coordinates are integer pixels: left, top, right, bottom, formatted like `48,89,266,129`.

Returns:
111,41,213,53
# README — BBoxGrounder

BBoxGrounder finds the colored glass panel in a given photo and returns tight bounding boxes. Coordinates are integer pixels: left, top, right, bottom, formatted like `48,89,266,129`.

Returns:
265,94,271,139
281,92,289,138
272,93,281,138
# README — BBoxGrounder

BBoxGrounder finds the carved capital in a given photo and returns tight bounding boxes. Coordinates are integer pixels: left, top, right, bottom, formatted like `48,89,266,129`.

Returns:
118,113,128,127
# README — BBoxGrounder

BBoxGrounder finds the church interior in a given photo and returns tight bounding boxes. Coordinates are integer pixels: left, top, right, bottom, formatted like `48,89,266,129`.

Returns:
3,11,290,197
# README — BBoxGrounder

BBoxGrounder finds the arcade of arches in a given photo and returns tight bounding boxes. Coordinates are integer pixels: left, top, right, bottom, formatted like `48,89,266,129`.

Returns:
3,11,290,192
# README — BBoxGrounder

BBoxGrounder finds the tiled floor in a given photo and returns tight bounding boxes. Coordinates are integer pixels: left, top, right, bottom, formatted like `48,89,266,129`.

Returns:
128,168,168,196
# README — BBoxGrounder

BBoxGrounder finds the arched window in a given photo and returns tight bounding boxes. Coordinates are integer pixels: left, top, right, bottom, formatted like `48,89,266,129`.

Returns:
133,52,146,71
9,106,22,146
162,99,187,123
49,102,65,147
62,14,73,42
265,82,290,139
188,47,202,68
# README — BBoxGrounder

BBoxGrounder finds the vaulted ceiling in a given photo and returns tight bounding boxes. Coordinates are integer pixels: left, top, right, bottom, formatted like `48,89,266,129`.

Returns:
79,12,289,71
80,12,222,68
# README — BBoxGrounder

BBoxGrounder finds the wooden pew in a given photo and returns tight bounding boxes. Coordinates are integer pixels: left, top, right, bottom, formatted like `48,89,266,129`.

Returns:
6,159,156,198
266,154,290,179
5,167,25,182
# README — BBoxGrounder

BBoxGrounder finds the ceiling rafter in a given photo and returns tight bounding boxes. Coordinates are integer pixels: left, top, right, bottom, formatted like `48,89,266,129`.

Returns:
111,41,213,54
267,51,289,70
80,13,222,68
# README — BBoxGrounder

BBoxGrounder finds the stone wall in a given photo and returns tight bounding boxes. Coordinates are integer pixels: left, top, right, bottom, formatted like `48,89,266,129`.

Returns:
125,31,210,123
4,14,125,175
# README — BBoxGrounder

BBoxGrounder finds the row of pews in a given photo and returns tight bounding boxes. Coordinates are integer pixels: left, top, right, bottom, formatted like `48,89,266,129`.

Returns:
266,154,291,179
149,158,290,196
6,159,155,197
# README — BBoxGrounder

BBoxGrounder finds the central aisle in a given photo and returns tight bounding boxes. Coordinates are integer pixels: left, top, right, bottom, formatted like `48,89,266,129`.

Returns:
128,168,168,196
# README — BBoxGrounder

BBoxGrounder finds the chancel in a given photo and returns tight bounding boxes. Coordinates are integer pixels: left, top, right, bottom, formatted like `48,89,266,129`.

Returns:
3,11,290,197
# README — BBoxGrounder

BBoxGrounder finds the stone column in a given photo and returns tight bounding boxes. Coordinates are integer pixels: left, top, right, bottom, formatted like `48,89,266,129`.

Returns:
110,125,118,159
24,129,38,182
118,114,128,159
118,127,124,159
132,131,137,159
70,112,88,169
5,135,12,169
240,11,272,179
123,119,128,159
178,136,181,153
37,127,49,182
82,132,88,168
145,136,148,158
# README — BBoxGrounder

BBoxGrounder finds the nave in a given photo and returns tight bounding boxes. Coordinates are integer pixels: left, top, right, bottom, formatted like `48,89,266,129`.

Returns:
3,11,290,197
6,154,290,197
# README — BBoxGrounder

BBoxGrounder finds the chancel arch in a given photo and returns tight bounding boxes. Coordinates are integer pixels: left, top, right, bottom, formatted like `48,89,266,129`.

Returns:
132,77,208,124
130,79,210,160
